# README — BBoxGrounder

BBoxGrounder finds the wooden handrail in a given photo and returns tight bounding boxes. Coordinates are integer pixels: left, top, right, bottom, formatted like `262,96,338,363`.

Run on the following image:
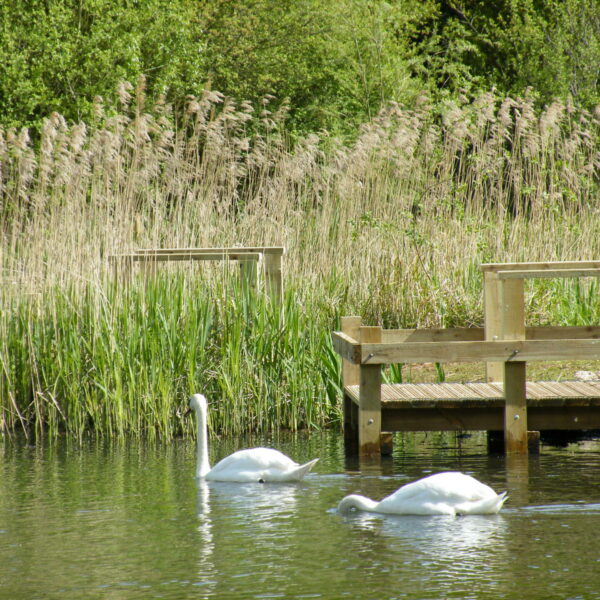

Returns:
381,325,600,343
132,246,284,255
332,331,600,364
109,252,262,262
359,339,600,364
481,260,600,272
496,268,600,279
108,246,284,299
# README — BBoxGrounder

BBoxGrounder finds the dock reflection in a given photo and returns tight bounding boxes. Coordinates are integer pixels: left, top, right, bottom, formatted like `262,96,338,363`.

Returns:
505,453,531,505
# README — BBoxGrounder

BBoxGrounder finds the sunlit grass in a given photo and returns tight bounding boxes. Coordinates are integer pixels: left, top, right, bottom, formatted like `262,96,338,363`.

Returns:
0,273,343,439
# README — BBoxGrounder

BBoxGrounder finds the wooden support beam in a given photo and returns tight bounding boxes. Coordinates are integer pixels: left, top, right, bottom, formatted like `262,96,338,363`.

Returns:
501,278,526,340
484,273,526,382
341,317,361,455
263,252,283,300
133,246,284,255
382,327,485,343
481,260,600,273
504,361,528,454
358,326,382,457
115,252,262,262
358,338,600,364
341,318,361,387
497,268,600,279
484,271,503,382
108,247,284,300
375,325,600,343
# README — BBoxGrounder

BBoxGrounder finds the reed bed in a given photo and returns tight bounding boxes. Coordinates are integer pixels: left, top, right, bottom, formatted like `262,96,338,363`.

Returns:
1,81,599,438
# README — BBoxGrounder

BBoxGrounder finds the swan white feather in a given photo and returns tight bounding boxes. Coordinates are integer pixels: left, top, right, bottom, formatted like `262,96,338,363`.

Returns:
189,393,319,482
338,472,507,516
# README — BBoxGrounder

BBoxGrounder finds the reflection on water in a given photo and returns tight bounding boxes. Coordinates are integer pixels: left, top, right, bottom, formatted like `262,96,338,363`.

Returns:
344,511,510,597
518,502,600,514
506,453,531,505
195,481,216,593
2,432,600,600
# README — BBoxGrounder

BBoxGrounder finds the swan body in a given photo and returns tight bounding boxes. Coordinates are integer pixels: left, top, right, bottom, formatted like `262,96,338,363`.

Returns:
189,394,319,483
338,472,507,516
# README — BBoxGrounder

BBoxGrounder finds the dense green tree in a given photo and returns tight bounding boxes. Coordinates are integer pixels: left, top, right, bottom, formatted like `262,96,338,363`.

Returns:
0,0,205,128
197,0,436,133
417,0,600,107
0,0,597,136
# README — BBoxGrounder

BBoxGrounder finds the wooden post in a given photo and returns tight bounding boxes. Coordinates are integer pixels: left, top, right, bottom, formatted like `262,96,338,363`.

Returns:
380,432,394,456
358,325,382,457
341,316,361,455
484,271,503,382
501,278,526,340
485,273,526,381
263,252,283,301
341,317,361,388
504,360,528,454
502,278,529,454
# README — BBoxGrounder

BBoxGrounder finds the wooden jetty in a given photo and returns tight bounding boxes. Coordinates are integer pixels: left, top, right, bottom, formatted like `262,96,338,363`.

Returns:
333,261,600,457
109,246,284,299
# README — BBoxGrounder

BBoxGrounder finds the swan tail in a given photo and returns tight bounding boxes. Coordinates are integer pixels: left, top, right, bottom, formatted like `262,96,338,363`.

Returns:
496,491,509,511
460,491,509,515
287,458,319,481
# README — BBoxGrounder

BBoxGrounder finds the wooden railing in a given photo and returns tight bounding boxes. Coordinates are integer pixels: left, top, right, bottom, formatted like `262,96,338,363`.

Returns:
481,261,600,382
109,246,284,299
333,315,600,457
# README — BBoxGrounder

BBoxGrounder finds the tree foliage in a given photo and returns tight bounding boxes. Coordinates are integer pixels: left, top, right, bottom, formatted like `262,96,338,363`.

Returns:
0,0,598,135
419,0,600,106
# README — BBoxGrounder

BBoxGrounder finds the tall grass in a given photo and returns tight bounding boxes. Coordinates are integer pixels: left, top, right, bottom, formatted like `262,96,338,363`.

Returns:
1,81,599,437
1,273,342,440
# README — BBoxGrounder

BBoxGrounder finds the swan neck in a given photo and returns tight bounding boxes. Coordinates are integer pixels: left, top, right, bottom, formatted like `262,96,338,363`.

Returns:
196,403,211,478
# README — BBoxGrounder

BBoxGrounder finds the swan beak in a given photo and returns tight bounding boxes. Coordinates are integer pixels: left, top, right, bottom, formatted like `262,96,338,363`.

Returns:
184,407,193,417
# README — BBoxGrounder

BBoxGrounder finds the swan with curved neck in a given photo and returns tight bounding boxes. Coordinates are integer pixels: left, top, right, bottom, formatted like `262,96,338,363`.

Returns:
189,393,319,482
338,472,507,516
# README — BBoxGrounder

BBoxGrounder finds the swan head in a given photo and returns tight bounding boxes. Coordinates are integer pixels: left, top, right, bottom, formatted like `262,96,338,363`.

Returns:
189,393,208,414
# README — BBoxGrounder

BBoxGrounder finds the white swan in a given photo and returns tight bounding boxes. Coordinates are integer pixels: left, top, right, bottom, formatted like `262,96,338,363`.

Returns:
338,472,508,516
189,393,319,482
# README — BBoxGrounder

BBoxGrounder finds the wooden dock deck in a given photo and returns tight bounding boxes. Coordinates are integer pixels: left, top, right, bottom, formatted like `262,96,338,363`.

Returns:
333,262,600,457
344,381,600,433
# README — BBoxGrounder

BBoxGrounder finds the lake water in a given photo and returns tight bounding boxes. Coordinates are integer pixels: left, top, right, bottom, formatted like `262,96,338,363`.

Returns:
2,431,600,600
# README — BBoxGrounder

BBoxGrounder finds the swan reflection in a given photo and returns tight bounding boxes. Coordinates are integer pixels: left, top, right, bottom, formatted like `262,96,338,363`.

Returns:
206,480,301,530
346,510,509,585
194,480,216,592
193,478,304,593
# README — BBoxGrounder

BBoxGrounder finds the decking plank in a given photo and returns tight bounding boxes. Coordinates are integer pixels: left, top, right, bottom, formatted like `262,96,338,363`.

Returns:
345,381,600,406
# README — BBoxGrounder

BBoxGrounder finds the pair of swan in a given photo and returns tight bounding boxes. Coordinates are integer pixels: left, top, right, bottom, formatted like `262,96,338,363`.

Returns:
189,393,508,515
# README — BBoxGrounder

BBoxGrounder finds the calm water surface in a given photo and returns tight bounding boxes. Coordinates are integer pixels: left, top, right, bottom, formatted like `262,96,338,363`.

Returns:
2,431,600,600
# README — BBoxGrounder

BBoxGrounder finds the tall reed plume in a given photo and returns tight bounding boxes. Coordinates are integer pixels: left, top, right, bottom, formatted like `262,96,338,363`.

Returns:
1,81,599,437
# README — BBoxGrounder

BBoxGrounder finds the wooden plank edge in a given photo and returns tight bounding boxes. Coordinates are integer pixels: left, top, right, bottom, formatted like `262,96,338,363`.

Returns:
497,268,600,280
110,253,262,262
372,326,600,344
481,261,600,272
360,339,600,364
332,331,361,364
133,246,285,255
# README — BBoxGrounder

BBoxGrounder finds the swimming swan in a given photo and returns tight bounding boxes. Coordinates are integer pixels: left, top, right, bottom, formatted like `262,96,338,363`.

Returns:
189,393,319,482
338,472,507,516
